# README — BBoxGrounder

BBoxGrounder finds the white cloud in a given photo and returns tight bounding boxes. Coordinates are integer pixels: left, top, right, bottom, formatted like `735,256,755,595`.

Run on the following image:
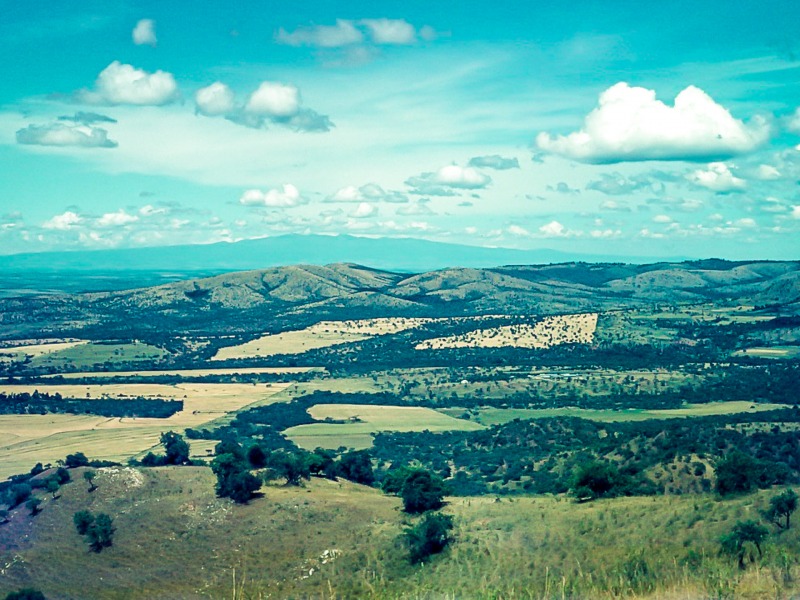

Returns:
507,224,530,236
98,209,138,227
734,217,757,228
327,182,407,203
132,19,157,46
754,164,781,180
590,229,622,238
467,155,520,170
43,211,82,230
360,19,417,45
689,162,745,192
406,165,491,195
239,184,304,207
245,82,300,118
350,202,376,218
788,108,800,134
653,214,673,223
599,199,631,212
539,220,568,237
275,19,363,48
792,206,800,219
139,204,168,217
79,61,178,106
16,123,117,148
195,82,235,116
536,82,770,163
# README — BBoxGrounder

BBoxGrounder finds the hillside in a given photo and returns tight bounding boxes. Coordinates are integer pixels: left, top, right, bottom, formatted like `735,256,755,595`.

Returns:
1,259,799,340
1,466,798,599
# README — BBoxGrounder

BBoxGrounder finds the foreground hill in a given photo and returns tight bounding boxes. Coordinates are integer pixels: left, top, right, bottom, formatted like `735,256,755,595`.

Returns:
2,259,799,340
1,466,798,599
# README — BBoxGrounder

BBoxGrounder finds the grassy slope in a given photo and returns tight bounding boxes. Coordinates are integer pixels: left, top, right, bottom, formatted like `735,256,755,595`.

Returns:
1,467,799,599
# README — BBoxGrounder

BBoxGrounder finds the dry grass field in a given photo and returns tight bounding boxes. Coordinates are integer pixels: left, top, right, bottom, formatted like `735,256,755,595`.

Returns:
0,383,289,479
416,313,598,350
284,403,485,450
733,346,800,359
0,340,89,360
211,317,435,360
42,366,324,379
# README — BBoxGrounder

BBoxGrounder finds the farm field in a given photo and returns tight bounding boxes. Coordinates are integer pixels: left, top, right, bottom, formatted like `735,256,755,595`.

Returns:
445,400,788,426
211,317,435,360
0,383,289,479
284,403,485,450
42,365,324,379
733,346,800,359
21,341,168,370
415,313,598,350
0,340,89,359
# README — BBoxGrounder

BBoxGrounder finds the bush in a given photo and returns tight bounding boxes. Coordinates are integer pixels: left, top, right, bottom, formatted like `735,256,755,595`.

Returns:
400,470,447,513
74,510,94,535
403,513,454,564
4,589,46,600
337,450,374,485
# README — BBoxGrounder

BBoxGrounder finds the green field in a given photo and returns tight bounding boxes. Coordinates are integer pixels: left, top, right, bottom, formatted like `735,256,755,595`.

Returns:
443,400,789,426
733,346,800,359
1,466,798,599
284,403,485,450
28,341,168,370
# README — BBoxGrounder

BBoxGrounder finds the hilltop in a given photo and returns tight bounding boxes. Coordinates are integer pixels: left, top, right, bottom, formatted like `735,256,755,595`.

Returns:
2,259,799,340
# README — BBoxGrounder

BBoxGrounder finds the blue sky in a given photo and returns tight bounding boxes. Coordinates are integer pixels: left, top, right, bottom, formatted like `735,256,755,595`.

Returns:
1,0,799,259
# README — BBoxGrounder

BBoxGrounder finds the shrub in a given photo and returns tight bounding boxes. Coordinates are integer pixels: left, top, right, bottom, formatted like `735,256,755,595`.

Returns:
403,513,454,564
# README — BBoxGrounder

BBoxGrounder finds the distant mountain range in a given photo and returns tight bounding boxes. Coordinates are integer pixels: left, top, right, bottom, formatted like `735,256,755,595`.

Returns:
3,259,799,340
0,234,678,275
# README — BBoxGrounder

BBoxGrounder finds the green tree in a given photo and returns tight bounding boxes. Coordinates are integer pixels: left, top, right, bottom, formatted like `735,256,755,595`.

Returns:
73,510,95,535
382,466,417,495
10,484,32,507
337,450,374,486
246,444,268,469
161,431,190,465
4,589,46,600
54,467,71,484
403,513,454,564
26,497,42,516
720,520,769,570
401,470,447,514
715,451,760,496
84,470,97,492
268,450,310,486
764,489,798,530
45,478,60,499
570,460,622,501
64,452,89,468
211,452,261,504
0,509,9,525
86,513,115,552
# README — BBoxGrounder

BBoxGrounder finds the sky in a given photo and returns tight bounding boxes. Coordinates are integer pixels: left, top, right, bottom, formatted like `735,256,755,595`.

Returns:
1,0,800,260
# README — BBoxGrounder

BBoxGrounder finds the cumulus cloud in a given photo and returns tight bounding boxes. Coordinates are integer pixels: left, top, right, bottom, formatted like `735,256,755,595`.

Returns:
467,155,520,170
239,184,305,208
788,108,800,134
276,19,363,48
585,172,654,195
132,19,157,46
539,220,568,237
98,209,138,227
600,199,631,212
58,112,116,125
16,123,117,148
276,18,428,49
360,19,417,45
547,182,580,195
792,206,800,219
406,165,491,195
326,182,407,203
396,199,434,216
688,162,746,193
507,224,530,236
195,82,235,116
194,80,332,132
536,82,770,163
78,61,178,105
43,211,82,230
754,164,781,180
350,202,377,218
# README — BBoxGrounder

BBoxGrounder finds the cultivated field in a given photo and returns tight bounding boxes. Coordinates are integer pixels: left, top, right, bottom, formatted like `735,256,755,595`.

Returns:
733,346,800,359
17,341,169,370
415,313,598,350
447,400,788,427
42,366,324,379
0,383,289,479
0,340,88,359
284,403,485,450
212,317,435,360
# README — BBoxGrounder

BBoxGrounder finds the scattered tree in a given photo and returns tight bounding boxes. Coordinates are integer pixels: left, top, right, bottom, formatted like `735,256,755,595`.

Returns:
86,513,115,552
161,431,190,465
65,452,89,468
570,461,622,501
26,497,42,516
268,450,310,486
45,478,60,499
74,510,95,535
403,512,454,564
10,484,32,508
0,509,9,525
337,450,375,486
720,520,769,569
84,470,97,492
764,489,798,530
715,451,760,496
211,451,261,504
